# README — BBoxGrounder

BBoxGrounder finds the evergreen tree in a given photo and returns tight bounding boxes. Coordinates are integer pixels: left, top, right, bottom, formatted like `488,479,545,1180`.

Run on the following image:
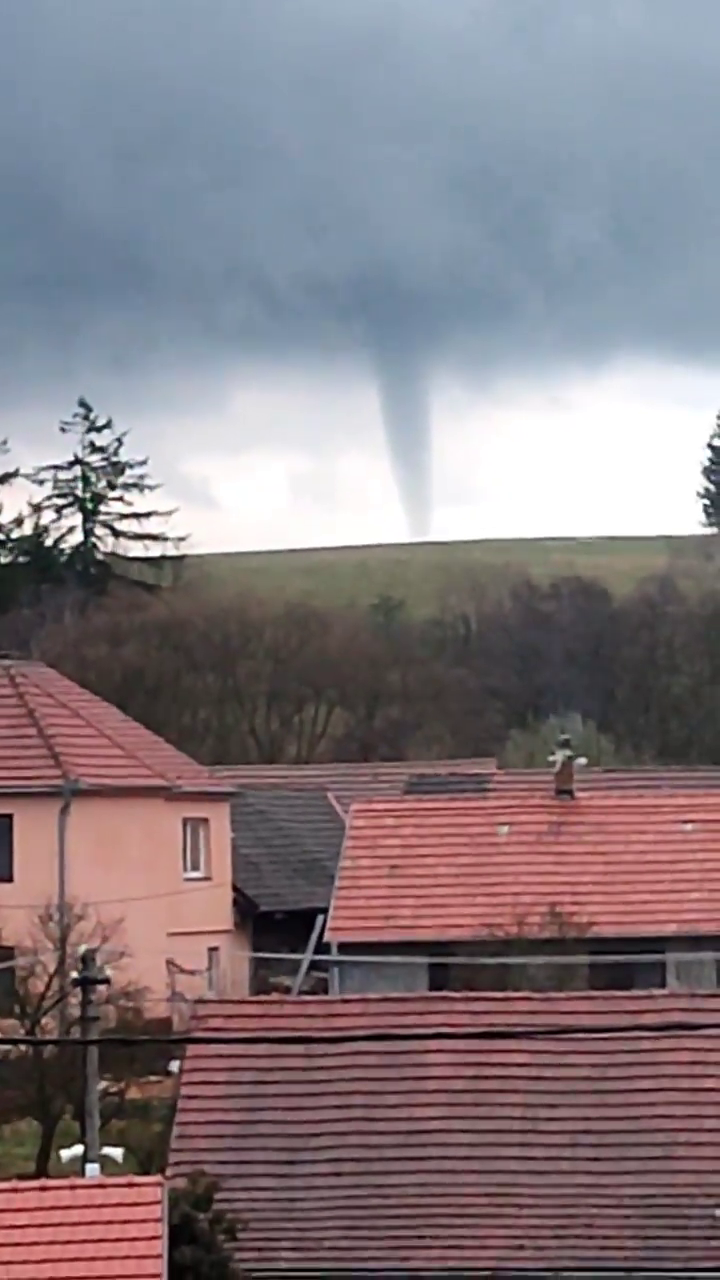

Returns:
26,397,184,592
168,1171,243,1279
0,510,68,612
0,438,19,565
700,410,720,531
0,437,18,500
0,440,56,613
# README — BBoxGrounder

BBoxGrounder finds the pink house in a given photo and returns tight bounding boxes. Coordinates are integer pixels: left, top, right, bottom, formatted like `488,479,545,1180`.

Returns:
0,656,250,1003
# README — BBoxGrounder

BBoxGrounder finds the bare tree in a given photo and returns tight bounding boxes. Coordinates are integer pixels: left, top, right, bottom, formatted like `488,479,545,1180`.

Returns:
487,905,594,992
0,900,146,1176
446,905,594,994
208,599,345,763
331,601,462,761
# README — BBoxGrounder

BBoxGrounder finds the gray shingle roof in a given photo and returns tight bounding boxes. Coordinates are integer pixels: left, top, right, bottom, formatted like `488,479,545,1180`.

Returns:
230,787,345,913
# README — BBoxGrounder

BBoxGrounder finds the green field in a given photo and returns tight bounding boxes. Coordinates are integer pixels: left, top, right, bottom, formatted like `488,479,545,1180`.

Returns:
167,534,715,613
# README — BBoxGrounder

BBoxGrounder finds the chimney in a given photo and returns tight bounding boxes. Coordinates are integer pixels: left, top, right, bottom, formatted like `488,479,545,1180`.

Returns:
549,733,580,799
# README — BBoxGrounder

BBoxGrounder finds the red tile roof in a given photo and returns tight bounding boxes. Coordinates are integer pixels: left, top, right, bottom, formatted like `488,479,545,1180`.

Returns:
327,792,720,942
169,992,720,1273
497,765,720,792
215,761,720,813
214,757,495,811
0,1175,165,1279
0,658,229,794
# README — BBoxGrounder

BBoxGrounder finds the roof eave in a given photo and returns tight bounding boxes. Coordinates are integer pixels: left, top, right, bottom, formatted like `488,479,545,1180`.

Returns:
233,884,260,919
254,901,329,917
0,781,234,798
166,783,237,799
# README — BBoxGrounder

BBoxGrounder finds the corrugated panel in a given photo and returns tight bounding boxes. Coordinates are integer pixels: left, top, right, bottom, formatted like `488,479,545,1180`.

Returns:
338,959,429,994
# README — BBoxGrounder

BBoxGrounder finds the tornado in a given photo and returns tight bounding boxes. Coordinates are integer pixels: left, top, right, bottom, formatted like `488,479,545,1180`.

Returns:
374,349,432,539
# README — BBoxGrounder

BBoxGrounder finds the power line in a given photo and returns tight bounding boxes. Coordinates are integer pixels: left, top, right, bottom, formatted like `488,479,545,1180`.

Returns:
0,942,701,968
3,1015,720,1049
3,943,719,974
251,946,720,968
0,909,717,969
0,879,227,911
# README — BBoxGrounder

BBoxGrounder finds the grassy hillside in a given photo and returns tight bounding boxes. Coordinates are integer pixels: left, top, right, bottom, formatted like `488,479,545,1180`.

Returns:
167,534,715,613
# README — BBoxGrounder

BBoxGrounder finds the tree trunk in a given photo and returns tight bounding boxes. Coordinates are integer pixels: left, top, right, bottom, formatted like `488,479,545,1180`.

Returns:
33,1111,61,1177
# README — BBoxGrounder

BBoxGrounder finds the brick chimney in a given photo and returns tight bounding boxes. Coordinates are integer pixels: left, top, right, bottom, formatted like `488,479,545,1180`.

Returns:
549,733,583,799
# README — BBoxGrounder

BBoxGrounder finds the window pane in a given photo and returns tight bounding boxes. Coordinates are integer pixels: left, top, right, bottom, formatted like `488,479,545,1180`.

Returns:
189,823,200,872
0,947,15,1016
183,818,209,877
0,815,13,883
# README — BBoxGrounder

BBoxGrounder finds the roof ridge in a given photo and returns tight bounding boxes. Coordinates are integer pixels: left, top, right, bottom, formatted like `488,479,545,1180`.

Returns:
21,662,200,789
7,663,75,785
346,790,720,804
1,1173,165,1188
214,756,495,773
327,789,347,819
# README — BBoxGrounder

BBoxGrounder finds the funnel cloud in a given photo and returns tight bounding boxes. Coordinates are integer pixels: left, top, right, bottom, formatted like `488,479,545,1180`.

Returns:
0,2,719,533
375,352,432,538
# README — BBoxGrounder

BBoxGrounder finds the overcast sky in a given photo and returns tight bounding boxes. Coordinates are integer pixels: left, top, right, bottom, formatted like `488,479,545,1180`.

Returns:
1,0,718,550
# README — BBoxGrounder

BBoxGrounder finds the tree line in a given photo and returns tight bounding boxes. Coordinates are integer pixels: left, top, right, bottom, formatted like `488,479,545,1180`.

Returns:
2,397,720,767
4,564,720,767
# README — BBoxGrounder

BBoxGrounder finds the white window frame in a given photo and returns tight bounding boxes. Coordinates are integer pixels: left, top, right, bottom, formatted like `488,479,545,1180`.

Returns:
182,817,210,880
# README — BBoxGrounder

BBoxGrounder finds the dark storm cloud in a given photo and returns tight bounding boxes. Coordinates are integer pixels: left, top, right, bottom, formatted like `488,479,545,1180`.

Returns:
1,0,719,527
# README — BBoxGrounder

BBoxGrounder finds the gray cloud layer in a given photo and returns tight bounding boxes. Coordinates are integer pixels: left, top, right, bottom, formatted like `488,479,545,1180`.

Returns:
1,1,718,528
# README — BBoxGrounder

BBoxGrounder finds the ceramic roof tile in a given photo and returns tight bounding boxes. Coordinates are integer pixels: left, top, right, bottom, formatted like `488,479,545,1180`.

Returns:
216,761,720,814
0,1176,165,1279
496,765,720,793
214,757,495,812
327,792,720,942
0,658,228,794
169,992,720,1273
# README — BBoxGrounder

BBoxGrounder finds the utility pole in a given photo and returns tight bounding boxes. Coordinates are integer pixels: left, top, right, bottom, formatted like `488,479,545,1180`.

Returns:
56,781,76,1039
72,947,110,1178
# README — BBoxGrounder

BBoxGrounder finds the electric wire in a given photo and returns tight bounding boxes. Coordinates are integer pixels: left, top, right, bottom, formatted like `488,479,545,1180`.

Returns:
3,1015,720,1049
